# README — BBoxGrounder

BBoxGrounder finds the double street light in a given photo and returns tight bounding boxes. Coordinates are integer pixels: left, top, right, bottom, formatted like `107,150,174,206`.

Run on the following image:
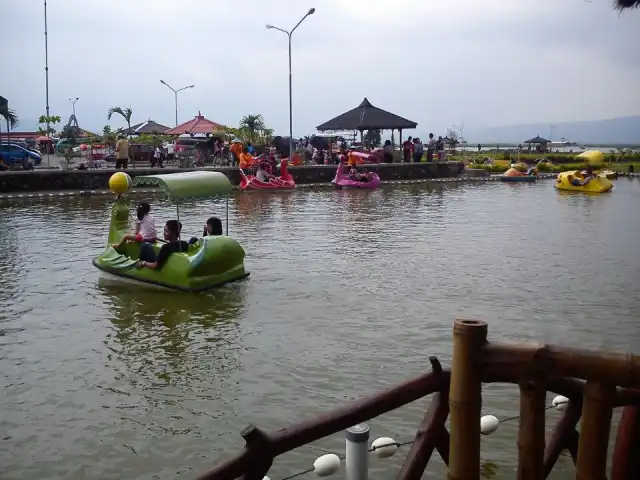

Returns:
266,7,315,160
160,80,195,127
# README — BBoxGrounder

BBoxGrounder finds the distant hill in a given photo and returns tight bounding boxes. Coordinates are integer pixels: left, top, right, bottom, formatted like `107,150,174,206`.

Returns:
466,116,640,145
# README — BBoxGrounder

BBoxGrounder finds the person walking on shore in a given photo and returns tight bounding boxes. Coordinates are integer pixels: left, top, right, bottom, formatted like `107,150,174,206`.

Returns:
413,137,424,162
383,140,394,163
402,136,413,163
115,135,130,169
436,136,445,162
426,133,436,162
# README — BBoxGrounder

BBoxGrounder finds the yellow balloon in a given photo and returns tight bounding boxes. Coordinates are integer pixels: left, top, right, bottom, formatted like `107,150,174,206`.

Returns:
109,172,132,195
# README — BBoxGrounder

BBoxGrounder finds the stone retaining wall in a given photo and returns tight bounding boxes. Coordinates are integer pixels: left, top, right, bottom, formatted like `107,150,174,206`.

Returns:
0,163,464,194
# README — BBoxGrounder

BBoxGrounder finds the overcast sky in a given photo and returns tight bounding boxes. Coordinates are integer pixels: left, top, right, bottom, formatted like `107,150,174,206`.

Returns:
2,0,639,138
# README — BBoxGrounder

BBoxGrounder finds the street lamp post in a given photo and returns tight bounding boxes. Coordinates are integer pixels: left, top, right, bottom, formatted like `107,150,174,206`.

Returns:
160,80,195,127
266,7,316,160
69,97,79,117
44,0,51,169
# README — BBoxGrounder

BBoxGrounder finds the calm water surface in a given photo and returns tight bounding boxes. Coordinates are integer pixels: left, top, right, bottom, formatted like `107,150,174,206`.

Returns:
1,180,639,479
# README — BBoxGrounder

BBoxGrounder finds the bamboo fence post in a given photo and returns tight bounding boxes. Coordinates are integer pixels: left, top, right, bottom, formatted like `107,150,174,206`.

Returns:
542,398,582,476
575,382,615,480
516,377,546,480
448,319,488,480
611,402,640,480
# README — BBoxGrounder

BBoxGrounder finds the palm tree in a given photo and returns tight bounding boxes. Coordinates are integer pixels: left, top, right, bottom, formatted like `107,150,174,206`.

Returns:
239,114,266,144
615,0,639,10
102,125,117,147
0,96,19,143
107,107,133,138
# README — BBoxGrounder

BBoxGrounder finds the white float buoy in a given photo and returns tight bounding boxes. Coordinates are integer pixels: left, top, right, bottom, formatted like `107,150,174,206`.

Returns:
313,453,340,477
371,436,398,458
263,477,270,480
552,395,569,411
480,415,500,435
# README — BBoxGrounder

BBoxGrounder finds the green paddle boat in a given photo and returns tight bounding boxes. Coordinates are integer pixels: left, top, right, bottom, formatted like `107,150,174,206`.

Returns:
92,171,249,292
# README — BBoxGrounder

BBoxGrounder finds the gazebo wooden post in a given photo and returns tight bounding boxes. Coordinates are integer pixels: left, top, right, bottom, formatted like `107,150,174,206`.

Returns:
399,129,403,153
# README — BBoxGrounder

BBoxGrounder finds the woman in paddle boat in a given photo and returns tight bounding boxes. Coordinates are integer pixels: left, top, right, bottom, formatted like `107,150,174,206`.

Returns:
137,220,189,270
111,201,157,249
189,216,223,246
239,147,254,170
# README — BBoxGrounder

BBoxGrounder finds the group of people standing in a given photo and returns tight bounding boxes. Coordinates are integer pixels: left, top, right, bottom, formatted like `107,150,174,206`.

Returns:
401,134,446,163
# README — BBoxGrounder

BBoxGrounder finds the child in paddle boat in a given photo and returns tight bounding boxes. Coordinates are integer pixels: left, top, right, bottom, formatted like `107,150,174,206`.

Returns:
348,165,370,183
256,161,273,182
137,220,189,270
570,166,595,186
189,217,223,246
112,201,157,249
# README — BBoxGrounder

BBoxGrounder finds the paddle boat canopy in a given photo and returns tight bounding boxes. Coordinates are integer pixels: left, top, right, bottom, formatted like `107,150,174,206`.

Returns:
576,150,605,166
92,171,249,292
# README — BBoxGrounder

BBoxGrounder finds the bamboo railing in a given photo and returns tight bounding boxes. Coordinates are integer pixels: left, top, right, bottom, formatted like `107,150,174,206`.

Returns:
198,319,640,480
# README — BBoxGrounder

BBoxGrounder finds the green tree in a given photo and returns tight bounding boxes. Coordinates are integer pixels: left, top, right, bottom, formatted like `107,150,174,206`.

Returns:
60,124,78,145
134,133,173,147
38,114,61,137
0,96,20,143
239,114,267,144
363,129,381,148
107,106,133,138
101,125,117,146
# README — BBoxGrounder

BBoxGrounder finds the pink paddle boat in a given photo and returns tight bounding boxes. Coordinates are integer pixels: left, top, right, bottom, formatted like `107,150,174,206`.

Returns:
332,163,381,189
239,159,296,190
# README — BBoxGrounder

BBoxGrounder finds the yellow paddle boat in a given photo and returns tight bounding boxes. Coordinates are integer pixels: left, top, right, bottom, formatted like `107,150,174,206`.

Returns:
554,170,613,193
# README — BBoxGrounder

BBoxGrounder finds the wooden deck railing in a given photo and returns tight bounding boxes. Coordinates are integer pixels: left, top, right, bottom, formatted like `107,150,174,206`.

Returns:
197,319,640,480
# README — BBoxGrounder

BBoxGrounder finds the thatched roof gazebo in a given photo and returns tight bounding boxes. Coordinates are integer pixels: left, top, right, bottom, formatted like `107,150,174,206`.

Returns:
524,135,550,153
124,120,170,136
524,135,550,144
316,98,417,148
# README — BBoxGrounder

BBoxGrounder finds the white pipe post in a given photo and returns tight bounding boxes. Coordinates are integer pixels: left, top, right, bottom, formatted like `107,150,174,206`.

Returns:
345,424,369,480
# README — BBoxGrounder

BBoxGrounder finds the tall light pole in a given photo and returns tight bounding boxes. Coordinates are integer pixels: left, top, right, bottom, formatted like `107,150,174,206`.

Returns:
266,7,316,160
160,80,194,127
69,97,79,117
44,0,51,168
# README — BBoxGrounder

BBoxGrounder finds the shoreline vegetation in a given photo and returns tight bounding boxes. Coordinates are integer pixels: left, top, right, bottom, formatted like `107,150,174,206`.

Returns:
465,161,640,174
388,150,639,173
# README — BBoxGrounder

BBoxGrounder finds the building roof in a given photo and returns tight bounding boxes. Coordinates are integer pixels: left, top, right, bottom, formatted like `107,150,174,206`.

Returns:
5,132,41,140
524,135,550,144
164,112,224,136
316,98,418,131
124,120,171,135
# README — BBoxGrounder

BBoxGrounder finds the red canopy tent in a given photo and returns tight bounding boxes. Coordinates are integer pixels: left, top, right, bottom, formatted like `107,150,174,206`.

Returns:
165,112,224,136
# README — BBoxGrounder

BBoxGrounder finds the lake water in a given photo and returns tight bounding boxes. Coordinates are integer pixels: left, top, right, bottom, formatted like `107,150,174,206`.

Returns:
1,180,639,479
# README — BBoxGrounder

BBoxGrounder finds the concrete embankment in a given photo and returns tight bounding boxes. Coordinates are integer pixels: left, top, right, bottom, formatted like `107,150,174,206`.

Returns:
0,162,465,194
